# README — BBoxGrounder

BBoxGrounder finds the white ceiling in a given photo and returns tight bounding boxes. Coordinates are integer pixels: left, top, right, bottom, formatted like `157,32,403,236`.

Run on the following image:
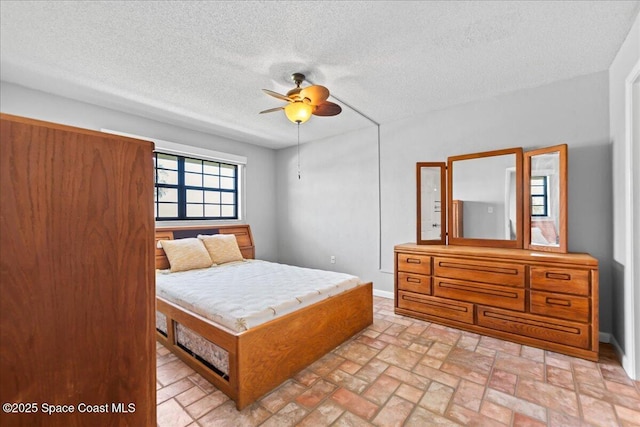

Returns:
1,1,638,149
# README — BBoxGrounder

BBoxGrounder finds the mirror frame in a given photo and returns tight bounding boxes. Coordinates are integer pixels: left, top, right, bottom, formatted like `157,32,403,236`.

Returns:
447,147,524,248
416,162,447,245
524,144,568,253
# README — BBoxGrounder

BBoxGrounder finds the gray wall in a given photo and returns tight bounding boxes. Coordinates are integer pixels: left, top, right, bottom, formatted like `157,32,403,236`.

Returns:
0,66,619,341
609,12,639,378
276,71,613,335
0,81,279,261
275,126,382,286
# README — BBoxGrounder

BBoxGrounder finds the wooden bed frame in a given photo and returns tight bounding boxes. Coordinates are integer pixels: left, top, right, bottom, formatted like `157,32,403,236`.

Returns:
154,224,373,410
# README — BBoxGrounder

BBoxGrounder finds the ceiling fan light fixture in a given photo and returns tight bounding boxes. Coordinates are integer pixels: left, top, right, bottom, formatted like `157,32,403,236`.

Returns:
284,101,313,124
261,72,341,123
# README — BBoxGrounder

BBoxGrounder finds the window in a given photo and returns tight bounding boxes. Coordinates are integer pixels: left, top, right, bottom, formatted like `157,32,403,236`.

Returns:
154,153,239,220
530,176,548,217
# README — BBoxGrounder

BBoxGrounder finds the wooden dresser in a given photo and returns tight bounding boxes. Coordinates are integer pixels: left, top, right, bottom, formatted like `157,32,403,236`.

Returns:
394,244,599,361
0,114,156,426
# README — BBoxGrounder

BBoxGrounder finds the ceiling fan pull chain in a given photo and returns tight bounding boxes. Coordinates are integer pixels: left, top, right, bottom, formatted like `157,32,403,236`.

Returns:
297,122,301,180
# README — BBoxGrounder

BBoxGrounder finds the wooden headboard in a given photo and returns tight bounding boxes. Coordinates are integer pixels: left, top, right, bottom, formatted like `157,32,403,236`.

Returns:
155,224,255,269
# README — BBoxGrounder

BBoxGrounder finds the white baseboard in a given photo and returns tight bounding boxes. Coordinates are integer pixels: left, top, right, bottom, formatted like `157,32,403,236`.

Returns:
609,333,623,358
373,289,394,299
608,333,638,381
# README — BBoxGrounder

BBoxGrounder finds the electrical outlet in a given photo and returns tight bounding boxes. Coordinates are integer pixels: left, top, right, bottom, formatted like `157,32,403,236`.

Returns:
330,255,336,264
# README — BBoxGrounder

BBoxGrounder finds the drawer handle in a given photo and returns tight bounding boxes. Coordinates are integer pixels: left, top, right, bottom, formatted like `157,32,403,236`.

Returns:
406,277,422,284
545,272,571,281
406,258,422,264
546,297,571,307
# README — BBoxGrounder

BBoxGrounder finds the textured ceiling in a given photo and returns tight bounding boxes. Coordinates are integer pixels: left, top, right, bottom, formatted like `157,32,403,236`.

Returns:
1,1,639,149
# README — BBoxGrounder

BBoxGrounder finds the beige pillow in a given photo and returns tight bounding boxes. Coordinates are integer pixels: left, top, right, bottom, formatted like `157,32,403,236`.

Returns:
198,234,244,264
159,238,214,272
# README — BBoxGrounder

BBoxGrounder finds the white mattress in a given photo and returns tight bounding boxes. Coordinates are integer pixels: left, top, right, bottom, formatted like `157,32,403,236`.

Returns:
156,260,363,334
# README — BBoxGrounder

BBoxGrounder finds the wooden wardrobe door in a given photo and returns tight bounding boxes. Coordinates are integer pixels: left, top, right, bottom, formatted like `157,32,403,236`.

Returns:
0,114,155,426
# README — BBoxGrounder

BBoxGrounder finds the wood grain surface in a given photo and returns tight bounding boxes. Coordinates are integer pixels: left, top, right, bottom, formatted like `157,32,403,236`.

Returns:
0,114,156,426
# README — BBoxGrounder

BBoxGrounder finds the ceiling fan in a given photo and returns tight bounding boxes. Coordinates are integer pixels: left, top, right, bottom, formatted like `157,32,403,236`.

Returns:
260,73,342,124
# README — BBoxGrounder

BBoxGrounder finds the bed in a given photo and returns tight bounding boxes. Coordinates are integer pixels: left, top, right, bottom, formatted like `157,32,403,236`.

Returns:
154,225,374,410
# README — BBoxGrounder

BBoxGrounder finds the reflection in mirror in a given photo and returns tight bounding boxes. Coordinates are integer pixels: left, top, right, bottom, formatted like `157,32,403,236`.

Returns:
505,167,517,240
417,163,446,245
448,147,523,248
530,152,560,246
525,144,567,253
421,169,442,240
451,154,516,240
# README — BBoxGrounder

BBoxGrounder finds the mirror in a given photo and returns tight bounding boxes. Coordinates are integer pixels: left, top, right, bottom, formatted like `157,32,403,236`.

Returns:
524,144,567,253
417,163,446,245
448,148,523,248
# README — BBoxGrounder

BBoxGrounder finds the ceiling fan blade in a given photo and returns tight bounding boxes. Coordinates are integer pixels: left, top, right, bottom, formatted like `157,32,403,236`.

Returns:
300,85,330,105
259,106,284,114
262,89,293,102
312,101,342,116
286,87,302,100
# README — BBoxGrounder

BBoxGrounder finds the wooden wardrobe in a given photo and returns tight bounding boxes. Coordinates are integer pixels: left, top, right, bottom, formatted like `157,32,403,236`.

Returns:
0,114,156,426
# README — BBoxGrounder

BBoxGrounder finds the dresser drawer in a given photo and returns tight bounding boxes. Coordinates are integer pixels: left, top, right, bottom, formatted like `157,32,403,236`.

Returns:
434,278,525,311
477,306,589,349
434,257,524,287
397,291,473,324
397,253,431,275
397,272,431,295
530,291,590,323
530,267,590,296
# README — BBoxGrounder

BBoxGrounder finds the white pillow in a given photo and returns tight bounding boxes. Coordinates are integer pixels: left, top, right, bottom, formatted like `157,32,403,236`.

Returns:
198,234,244,265
159,238,214,272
